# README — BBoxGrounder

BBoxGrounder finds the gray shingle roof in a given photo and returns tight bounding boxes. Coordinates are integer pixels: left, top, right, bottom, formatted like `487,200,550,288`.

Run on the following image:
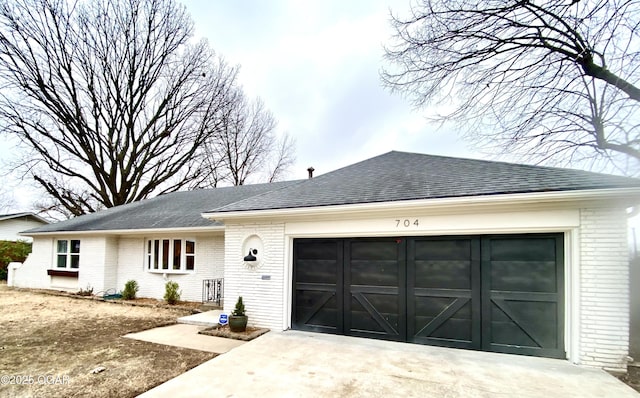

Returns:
208,151,640,213
25,151,640,234
25,181,297,234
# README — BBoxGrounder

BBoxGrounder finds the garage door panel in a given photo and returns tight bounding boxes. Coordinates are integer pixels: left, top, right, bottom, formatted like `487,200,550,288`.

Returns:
294,290,338,330
293,234,563,359
414,260,472,289
414,298,473,341
350,260,399,286
491,260,558,292
491,299,558,323
345,239,405,341
414,239,472,260
414,296,472,319
349,294,400,336
292,239,343,333
296,240,341,259
490,301,558,346
295,259,338,284
491,321,539,347
489,238,557,261
408,237,481,348
351,291,400,314
414,317,473,342
482,235,564,358
350,240,399,260
430,319,473,341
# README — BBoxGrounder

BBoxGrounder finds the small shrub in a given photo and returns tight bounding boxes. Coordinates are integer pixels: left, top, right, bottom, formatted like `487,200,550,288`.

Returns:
232,296,246,316
164,281,181,305
77,284,93,296
121,280,139,300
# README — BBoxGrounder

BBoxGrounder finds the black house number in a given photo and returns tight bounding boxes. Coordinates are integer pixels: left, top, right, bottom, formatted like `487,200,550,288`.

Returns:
395,219,419,228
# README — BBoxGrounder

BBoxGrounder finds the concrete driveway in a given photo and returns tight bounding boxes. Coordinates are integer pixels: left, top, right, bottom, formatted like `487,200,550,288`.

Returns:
139,330,638,398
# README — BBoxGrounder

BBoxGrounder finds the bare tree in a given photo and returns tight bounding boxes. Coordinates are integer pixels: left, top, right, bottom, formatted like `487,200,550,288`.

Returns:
201,89,296,186
266,132,296,183
383,0,640,175
0,0,239,216
0,187,15,214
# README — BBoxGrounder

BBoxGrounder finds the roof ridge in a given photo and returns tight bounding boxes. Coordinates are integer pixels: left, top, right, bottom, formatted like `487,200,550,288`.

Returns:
388,150,640,180
206,151,640,214
207,179,309,213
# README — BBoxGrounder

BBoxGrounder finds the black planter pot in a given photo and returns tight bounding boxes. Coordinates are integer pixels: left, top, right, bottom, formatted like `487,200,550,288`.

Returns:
228,315,248,332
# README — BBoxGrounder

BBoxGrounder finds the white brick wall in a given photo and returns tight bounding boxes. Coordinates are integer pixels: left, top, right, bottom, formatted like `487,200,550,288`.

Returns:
579,207,630,372
12,233,225,302
78,236,109,293
103,237,118,293
10,237,58,289
9,204,634,372
115,234,224,302
223,222,286,330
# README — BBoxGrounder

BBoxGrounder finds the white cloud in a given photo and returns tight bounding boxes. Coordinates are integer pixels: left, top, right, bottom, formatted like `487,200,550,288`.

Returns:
181,0,465,179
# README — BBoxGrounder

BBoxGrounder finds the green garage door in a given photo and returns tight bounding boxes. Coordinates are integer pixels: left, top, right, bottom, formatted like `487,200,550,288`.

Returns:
292,234,564,359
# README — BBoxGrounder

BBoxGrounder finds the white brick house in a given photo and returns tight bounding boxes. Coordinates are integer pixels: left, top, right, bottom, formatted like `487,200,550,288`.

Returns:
0,212,49,242
9,151,640,372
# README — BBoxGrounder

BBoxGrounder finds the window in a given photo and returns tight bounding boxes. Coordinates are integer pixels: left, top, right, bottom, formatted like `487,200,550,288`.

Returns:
57,239,80,269
146,238,195,272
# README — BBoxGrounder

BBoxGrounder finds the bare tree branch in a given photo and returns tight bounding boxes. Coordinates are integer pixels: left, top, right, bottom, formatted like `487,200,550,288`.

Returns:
201,89,295,186
267,132,296,183
383,0,640,175
0,0,239,215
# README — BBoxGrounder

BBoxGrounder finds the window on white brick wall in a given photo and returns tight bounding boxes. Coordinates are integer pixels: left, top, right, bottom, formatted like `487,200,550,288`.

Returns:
56,239,80,269
146,238,195,273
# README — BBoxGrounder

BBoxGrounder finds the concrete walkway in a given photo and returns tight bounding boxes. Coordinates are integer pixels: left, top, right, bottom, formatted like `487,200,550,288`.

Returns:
177,310,222,327
124,323,244,354
138,330,639,398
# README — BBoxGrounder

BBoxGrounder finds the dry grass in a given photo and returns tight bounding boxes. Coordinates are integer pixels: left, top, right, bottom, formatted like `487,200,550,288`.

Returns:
618,365,640,393
0,283,217,398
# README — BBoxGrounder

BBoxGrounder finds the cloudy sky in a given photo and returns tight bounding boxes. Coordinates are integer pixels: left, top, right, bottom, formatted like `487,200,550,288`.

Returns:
1,0,638,239
0,0,483,211
181,0,477,181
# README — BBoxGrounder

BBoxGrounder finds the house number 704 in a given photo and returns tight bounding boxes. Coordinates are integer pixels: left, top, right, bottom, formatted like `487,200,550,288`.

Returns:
396,219,419,227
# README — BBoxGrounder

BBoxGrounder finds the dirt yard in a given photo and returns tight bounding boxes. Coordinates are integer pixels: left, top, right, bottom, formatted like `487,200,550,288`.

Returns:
0,283,217,398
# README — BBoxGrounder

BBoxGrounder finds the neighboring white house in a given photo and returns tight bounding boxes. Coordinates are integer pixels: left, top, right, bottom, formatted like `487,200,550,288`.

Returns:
9,151,640,372
0,212,49,242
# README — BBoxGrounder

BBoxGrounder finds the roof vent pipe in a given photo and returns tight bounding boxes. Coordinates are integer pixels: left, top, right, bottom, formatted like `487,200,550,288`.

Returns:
307,167,315,179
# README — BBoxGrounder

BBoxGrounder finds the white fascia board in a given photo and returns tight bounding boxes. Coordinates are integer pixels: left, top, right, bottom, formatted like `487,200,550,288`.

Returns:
22,225,225,237
201,188,640,222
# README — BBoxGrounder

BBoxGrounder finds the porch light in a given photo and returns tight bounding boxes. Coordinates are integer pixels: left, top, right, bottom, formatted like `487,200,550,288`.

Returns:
244,248,258,262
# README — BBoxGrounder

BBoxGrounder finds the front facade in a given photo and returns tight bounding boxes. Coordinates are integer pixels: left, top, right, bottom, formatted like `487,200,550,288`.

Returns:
9,152,640,372
11,232,224,302
217,199,630,371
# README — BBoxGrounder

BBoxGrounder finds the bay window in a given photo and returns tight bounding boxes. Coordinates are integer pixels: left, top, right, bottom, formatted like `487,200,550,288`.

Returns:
147,238,195,272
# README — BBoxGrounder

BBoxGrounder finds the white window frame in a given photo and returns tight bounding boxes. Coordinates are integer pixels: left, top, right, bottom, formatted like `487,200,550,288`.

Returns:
56,239,80,269
146,238,195,273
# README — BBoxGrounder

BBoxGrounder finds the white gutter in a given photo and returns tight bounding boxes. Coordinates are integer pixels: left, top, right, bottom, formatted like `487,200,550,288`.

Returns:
21,225,226,237
201,187,640,221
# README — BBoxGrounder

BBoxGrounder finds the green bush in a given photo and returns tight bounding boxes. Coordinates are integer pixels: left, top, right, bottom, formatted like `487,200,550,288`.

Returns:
122,280,139,300
163,281,181,305
0,240,32,281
